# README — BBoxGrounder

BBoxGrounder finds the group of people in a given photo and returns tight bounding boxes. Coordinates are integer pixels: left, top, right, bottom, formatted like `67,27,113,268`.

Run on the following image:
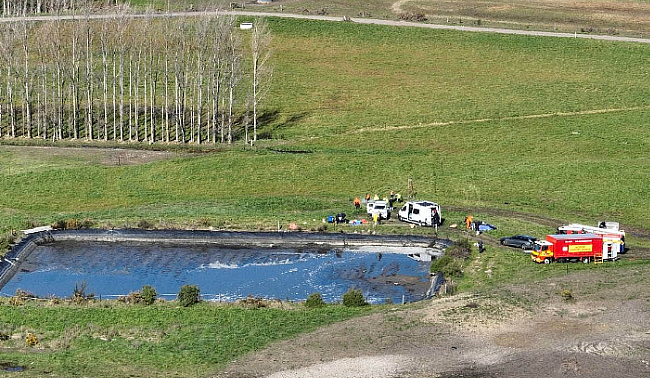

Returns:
353,191,403,210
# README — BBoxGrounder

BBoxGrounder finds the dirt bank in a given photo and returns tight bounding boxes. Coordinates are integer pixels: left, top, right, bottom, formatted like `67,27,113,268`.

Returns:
217,265,650,378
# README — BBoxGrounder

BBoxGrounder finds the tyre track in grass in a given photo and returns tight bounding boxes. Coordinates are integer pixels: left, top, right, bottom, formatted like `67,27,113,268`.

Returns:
348,105,650,136
270,105,650,146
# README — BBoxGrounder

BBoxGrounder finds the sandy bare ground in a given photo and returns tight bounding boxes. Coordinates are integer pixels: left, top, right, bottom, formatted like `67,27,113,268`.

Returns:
216,267,650,378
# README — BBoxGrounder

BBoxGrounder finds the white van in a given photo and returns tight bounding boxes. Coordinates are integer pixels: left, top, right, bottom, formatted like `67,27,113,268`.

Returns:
397,201,441,227
367,200,390,220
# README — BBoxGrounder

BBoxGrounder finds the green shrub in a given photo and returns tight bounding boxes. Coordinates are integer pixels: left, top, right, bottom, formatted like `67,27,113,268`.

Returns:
239,295,267,309
0,232,15,255
342,289,367,307
142,285,157,305
72,281,95,304
65,218,81,230
119,292,143,304
196,217,211,227
79,218,94,229
52,219,67,230
177,285,200,307
430,255,463,279
305,293,326,309
137,219,154,229
446,239,472,259
431,239,470,279
441,259,463,279
430,254,453,273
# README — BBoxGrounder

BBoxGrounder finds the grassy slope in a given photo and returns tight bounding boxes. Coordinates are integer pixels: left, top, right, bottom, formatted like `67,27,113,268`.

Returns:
1,18,649,232
0,301,370,377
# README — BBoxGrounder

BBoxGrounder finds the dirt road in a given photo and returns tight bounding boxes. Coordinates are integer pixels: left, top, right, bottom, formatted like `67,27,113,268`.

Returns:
2,10,650,45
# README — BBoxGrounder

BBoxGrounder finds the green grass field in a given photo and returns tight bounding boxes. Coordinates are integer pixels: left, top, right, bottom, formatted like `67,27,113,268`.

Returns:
1,18,649,234
0,300,371,377
1,16,650,377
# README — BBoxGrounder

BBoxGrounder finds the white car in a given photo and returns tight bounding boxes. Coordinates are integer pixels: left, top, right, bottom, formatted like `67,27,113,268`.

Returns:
367,201,390,220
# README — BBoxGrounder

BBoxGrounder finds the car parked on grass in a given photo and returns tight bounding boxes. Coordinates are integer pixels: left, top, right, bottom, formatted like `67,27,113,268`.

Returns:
500,235,537,250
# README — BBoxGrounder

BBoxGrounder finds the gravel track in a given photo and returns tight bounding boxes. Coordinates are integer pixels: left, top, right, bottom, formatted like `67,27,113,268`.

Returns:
1,10,649,45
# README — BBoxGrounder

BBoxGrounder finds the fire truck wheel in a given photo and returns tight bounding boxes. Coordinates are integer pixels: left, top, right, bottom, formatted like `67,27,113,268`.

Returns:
543,258,551,264
582,257,590,264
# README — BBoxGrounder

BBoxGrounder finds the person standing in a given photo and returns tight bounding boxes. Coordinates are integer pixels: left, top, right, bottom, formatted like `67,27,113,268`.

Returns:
432,208,440,231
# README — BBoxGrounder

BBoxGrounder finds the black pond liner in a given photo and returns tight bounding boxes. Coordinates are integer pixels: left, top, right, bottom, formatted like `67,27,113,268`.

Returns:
0,230,450,304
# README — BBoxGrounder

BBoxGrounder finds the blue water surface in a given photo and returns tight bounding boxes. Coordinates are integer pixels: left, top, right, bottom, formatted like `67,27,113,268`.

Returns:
2,241,431,303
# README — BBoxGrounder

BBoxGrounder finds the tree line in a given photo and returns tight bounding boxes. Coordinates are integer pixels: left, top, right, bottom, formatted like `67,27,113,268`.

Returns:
0,11,273,145
1,0,118,17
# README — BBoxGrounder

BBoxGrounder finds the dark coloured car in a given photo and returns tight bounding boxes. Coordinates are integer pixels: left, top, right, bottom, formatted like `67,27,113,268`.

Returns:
500,235,537,249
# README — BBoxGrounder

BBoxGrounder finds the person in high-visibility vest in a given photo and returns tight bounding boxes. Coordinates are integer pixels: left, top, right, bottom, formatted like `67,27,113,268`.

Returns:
353,197,361,209
373,212,379,227
465,215,473,230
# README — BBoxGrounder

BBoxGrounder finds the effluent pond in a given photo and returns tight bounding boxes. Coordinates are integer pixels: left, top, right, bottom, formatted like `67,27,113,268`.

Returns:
1,241,434,304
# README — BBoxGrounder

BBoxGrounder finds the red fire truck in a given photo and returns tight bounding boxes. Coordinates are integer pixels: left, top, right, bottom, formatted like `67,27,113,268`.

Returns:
531,233,619,264
557,223,625,252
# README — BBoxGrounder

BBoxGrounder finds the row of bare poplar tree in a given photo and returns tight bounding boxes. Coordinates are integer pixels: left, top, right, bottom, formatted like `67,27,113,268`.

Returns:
1,0,117,17
0,9,273,144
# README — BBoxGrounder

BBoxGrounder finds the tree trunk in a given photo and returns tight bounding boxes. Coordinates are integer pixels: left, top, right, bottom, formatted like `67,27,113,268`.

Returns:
128,50,133,141
135,48,141,142
22,19,31,138
164,45,169,142
112,48,116,140
101,36,109,141
119,48,124,141
143,62,147,142
86,18,93,140
228,59,234,145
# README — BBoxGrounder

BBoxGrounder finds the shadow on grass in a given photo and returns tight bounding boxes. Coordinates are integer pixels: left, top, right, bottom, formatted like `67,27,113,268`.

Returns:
257,110,310,140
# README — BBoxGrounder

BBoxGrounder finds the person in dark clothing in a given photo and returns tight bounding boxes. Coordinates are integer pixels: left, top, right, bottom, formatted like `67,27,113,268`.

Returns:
432,208,440,227
478,240,485,254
